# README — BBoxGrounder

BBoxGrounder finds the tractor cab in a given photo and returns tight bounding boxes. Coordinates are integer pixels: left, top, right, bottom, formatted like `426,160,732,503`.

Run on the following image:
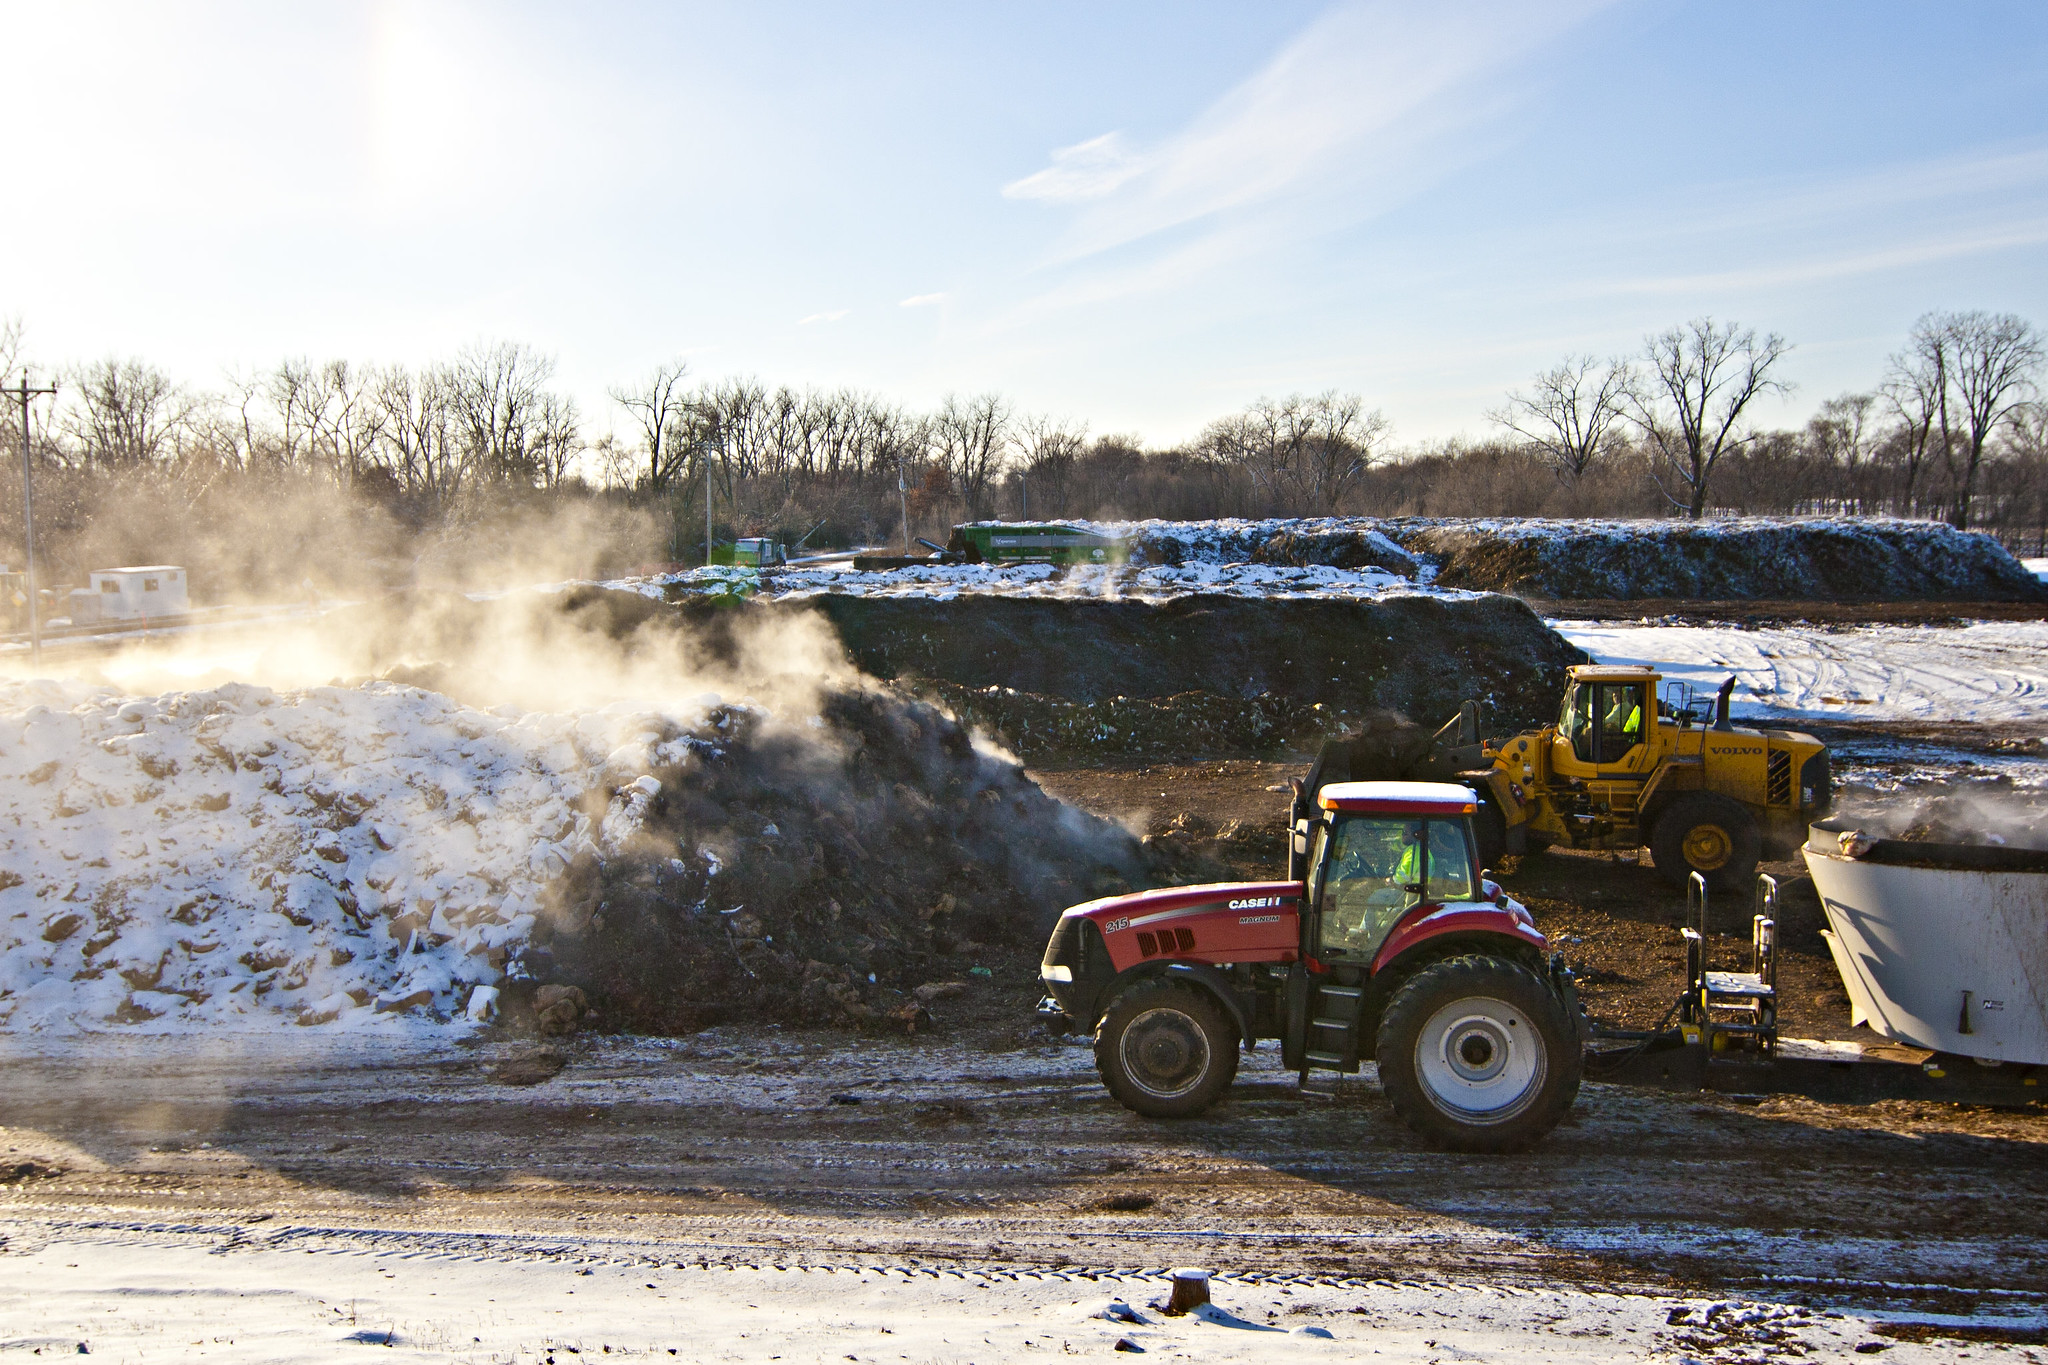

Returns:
1304,781,1487,967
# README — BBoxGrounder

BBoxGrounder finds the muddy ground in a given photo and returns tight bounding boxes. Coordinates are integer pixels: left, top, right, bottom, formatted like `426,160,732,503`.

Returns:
4,737,2046,1352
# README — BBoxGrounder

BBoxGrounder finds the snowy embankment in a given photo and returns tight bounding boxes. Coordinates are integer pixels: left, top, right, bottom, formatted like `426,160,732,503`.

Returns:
621,515,2042,604
1554,619,2048,725
619,555,1461,605
0,679,707,1035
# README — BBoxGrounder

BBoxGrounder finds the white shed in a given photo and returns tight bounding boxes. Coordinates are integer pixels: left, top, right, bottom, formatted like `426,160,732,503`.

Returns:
90,566,190,622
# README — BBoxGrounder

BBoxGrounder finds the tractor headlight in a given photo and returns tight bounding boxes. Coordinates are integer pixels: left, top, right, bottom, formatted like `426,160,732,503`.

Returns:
1041,964,1074,984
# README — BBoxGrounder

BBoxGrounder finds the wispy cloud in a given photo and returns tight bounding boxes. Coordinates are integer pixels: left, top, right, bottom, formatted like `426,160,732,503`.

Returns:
798,309,849,325
1002,133,1144,204
899,292,947,308
1600,218,2048,298
1006,0,1615,268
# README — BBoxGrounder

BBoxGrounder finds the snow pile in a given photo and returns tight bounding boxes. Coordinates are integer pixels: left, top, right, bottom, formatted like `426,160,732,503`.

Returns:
624,516,2041,603
1398,515,2046,601
1556,618,2048,725
0,677,720,1034
630,556,1454,604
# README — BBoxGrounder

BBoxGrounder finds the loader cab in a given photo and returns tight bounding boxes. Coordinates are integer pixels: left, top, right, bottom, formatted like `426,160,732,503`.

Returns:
1551,665,1660,779
1307,782,1481,965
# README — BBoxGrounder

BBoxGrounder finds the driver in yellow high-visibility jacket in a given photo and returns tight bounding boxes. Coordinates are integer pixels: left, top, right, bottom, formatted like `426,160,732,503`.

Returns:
1395,830,1423,886
1604,690,1642,748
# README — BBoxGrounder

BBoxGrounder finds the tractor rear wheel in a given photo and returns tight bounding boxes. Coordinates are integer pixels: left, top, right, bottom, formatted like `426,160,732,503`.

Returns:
1375,955,1581,1152
1095,980,1239,1119
1650,792,1760,891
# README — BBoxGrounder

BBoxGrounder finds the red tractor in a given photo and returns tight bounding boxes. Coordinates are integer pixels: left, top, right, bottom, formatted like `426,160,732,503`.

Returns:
1037,780,1586,1151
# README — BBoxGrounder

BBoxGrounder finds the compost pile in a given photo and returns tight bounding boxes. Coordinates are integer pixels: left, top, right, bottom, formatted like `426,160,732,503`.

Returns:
775,593,1582,760
531,686,1190,1034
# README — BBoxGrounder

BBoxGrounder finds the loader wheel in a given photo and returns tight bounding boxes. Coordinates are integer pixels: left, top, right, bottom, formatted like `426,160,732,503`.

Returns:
1095,981,1239,1119
1375,955,1581,1153
1650,792,1760,892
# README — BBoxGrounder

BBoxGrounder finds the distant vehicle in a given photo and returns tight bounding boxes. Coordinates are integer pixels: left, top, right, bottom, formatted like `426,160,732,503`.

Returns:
947,523,1128,566
709,538,787,568
1037,779,1584,1151
89,566,190,622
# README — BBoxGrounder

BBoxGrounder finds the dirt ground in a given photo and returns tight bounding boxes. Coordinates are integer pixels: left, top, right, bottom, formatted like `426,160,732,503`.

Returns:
3,745,2045,1351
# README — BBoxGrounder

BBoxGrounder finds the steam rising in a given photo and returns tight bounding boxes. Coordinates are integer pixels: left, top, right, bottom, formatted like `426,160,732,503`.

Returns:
0,587,1157,1035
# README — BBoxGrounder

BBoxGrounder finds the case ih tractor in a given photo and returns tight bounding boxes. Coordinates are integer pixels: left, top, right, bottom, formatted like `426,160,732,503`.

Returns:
1317,664,1832,892
1037,780,1585,1150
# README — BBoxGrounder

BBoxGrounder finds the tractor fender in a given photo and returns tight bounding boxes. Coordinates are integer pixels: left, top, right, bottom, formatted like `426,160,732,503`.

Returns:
1371,904,1550,979
1105,960,1254,1048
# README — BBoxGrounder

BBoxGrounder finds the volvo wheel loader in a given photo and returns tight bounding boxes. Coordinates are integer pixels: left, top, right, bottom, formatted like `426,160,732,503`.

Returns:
1309,665,1832,891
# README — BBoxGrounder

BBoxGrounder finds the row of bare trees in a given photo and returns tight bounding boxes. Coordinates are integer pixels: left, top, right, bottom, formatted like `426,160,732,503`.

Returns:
0,307,2042,603
1492,311,2044,528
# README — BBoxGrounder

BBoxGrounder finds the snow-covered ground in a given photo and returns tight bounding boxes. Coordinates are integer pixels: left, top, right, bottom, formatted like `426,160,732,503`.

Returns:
0,678,720,1035
1556,618,2048,788
0,1220,1970,1363
1554,619,2048,726
608,558,1466,604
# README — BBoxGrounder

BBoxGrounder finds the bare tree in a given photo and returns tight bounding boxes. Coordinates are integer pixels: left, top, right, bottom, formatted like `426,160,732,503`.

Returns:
312,360,384,483
1879,353,1943,513
64,358,188,468
1905,310,2044,529
532,392,583,488
933,392,1012,520
1627,319,1792,519
1492,355,1633,485
1017,413,1088,517
450,341,555,486
1295,391,1389,512
607,360,693,493
373,364,464,505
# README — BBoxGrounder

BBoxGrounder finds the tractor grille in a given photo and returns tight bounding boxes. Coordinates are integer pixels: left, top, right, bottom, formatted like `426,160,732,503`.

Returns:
1136,925,1197,958
1766,750,1793,805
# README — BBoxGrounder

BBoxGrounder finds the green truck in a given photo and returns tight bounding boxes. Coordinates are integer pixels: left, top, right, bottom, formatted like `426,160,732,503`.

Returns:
946,523,1128,566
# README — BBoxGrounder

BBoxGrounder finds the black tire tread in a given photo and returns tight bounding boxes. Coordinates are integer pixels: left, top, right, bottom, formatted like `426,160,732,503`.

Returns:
1093,980,1239,1120
1649,790,1761,891
1374,954,1582,1153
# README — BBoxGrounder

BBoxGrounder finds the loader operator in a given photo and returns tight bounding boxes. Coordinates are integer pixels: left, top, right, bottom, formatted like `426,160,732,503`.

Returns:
1601,687,1642,752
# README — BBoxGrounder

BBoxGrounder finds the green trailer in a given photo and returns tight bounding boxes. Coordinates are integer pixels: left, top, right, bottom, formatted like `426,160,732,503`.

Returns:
946,523,1128,566
708,537,788,568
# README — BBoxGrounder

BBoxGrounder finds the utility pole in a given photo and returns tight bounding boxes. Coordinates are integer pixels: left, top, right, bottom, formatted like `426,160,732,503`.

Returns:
4,373,54,669
703,414,719,568
897,459,911,553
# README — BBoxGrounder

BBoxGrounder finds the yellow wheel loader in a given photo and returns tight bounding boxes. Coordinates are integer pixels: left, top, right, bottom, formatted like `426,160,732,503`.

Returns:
1307,665,1831,891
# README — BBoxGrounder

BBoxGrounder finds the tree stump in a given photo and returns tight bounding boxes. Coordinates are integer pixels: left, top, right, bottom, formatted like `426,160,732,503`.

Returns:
1163,1267,1210,1316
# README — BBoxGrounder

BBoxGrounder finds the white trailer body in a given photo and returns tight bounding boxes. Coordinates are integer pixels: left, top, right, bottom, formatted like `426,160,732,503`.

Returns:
89,566,190,622
1804,828,2048,1066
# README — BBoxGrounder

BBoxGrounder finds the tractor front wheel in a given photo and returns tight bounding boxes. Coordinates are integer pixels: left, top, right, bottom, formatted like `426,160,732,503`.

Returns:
1375,955,1581,1152
1650,792,1761,891
1095,981,1239,1119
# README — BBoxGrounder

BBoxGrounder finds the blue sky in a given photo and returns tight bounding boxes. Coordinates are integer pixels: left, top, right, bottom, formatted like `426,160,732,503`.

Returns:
1,0,2044,445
